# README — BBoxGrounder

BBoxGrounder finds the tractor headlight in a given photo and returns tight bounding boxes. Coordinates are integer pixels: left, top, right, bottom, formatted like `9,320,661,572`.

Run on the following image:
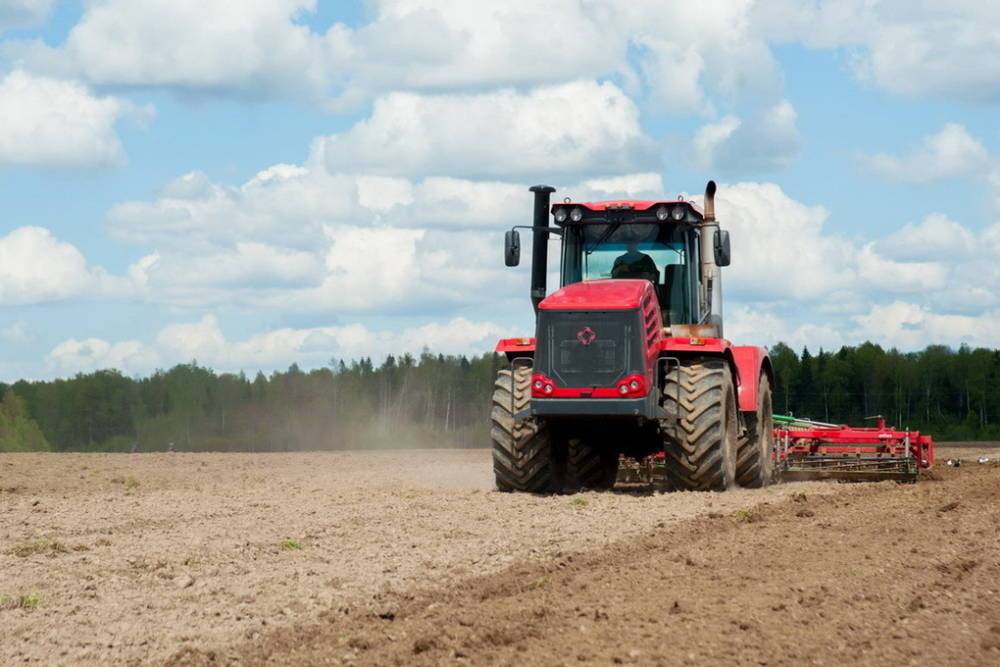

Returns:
554,208,568,223
655,206,669,221
671,206,686,222
569,207,583,223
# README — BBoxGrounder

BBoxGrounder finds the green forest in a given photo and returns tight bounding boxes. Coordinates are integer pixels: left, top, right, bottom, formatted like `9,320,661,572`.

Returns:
1,342,999,453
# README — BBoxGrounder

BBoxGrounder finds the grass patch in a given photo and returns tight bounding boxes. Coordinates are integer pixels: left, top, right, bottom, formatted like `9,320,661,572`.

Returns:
111,475,140,489
0,593,41,610
570,497,588,507
280,538,303,551
734,506,764,524
7,538,68,557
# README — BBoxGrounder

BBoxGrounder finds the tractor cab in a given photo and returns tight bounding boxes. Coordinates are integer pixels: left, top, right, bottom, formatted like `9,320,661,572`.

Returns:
551,200,705,327
504,192,730,334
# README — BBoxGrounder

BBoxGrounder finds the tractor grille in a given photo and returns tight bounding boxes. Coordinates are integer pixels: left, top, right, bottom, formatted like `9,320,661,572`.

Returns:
535,310,642,388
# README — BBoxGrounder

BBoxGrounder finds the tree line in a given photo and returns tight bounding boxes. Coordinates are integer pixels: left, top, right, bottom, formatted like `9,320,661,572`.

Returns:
1,342,998,453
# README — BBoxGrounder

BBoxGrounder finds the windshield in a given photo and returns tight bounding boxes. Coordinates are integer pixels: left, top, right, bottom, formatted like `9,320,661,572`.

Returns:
561,223,700,325
583,241,686,281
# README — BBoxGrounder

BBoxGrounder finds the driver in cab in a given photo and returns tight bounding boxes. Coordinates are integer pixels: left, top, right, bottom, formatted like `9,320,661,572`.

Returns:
611,242,658,282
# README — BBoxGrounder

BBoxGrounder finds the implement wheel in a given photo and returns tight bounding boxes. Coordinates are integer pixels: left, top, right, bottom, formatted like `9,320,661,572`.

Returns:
661,357,738,491
491,367,555,493
736,375,775,487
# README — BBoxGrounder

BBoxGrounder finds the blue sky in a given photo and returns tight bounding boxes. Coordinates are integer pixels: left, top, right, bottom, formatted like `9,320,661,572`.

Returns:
1,1,998,380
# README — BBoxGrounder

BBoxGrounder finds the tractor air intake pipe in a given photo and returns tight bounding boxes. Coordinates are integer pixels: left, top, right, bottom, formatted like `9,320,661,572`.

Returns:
529,184,556,312
699,180,724,338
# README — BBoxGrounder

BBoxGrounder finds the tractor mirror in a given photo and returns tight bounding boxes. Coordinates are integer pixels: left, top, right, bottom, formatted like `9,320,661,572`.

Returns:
504,229,521,267
714,229,731,267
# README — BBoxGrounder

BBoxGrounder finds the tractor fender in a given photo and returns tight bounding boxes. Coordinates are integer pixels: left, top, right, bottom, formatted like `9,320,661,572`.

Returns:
495,337,535,361
731,345,773,413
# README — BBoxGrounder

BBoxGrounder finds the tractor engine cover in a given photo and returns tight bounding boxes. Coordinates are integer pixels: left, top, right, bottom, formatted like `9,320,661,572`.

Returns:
529,280,661,419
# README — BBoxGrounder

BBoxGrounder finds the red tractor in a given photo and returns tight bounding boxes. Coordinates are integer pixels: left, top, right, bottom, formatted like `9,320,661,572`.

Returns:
492,182,774,493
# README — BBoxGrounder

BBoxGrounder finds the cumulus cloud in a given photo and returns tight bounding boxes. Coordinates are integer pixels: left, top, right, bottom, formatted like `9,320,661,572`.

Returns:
874,213,978,262
712,182,853,301
862,124,990,184
311,81,658,179
0,0,52,32
43,314,506,374
46,338,159,375
9,0,343,100
0,227,101,305
752,2,1000,103
852,302,1000,350
691,101,801,172
0,70,145,167
161,314,506,369
726,305,844,351
6,0,784,113
104,157,668,313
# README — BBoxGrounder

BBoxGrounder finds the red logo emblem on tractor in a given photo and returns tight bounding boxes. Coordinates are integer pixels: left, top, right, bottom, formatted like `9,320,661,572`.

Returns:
576,327,597,346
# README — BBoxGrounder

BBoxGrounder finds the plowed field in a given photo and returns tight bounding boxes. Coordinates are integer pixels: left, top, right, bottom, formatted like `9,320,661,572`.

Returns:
2,445,998,665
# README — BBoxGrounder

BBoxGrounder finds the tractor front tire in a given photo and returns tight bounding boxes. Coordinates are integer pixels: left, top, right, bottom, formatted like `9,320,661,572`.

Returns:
736,375,775,488
661,358,738,491
491,367,555,493
566,438,617,492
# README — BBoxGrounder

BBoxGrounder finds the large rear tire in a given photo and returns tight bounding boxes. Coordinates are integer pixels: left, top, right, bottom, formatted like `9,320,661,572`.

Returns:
661,358,738,491
736,375,775,488
491,367,555,493
566,439,617,492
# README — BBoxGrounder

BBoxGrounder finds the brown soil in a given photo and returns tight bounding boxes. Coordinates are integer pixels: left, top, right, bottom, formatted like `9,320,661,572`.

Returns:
2,445,998,665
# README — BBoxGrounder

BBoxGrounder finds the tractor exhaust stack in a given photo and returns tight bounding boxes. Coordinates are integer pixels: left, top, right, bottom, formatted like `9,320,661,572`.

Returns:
699,180,723,337
529,185,556,312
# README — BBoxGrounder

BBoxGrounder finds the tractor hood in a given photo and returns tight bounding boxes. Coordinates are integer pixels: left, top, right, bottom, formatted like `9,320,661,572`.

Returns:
538,279,655,311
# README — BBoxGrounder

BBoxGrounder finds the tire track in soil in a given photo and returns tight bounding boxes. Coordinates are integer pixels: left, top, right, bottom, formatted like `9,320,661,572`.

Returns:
174,464,1000,666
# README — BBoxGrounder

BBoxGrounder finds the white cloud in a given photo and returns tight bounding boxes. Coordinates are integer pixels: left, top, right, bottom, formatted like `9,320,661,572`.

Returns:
153,314,506,370
852,301,1000,350
862,124,990,184
628,1,780,114
7,0,785,113
0,321,31,343
692,101,801,172
726,305,843,351
104,157,669,313
855,243,948,294
46,338,159,375
312,81,657,179
340,0,618,97
10,0,342,99
852,6,1000,103
752,2,1000,103
0,0,52,32
0,70,144,167
579,173,665,198
0,227,99,305
324,0,779,112
875,213,978,262
712,182,854,301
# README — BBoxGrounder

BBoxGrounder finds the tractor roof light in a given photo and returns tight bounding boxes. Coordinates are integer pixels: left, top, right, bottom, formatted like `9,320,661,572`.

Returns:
671,205,686,222
554,207,568,223
655,205,669,221
569,207,584,222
